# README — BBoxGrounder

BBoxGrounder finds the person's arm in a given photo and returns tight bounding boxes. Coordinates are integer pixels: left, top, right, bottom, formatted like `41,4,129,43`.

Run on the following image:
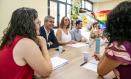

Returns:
70,30,75,41
94,42,131,77
97,55,121,76
69,31,77,43
93,49,121,76
49,30,59,48
40,26,49,49
56,29,67,45
13,37,52,77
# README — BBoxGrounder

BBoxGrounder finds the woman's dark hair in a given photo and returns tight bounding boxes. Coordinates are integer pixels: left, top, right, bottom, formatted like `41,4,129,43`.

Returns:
59,16,70,29
0,7,38,48
104,1,131,45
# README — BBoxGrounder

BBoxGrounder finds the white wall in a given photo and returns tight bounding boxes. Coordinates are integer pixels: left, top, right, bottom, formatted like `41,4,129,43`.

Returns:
0,0,48,38
93,0,125,12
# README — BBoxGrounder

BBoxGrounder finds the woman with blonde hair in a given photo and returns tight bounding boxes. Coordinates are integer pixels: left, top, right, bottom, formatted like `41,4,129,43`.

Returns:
56,16,76,45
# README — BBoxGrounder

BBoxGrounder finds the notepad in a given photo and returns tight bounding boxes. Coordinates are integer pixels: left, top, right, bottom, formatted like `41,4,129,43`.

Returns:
82,59,99,72
51,56,68,70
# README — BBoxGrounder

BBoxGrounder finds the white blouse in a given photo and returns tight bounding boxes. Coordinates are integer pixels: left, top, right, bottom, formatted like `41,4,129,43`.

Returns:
61,29,72,43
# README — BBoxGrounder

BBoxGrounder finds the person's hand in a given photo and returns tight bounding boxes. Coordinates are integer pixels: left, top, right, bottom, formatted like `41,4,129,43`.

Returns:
92,53,101,61
48,41,53,46
37,36,47,48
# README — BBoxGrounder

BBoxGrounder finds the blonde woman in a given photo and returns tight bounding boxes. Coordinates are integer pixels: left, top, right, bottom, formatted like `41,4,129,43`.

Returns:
56,16,76,45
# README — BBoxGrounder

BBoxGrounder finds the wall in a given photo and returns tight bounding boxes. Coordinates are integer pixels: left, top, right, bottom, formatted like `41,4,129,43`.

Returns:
0,0,48,38
93,0,125,12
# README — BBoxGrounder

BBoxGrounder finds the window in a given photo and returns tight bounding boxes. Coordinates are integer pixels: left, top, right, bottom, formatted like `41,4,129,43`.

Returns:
50,1,57,27
67,0,71,4
85,1,92,11
81,0,93,12
67,5,71,19
59,3,65,23
82,0,85,8
48,0,72,28
58,0,66,2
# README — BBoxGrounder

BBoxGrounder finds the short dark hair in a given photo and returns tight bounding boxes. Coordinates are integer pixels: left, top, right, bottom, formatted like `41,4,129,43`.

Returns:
0,7,38,48
105,1,131,45
76,20,82,26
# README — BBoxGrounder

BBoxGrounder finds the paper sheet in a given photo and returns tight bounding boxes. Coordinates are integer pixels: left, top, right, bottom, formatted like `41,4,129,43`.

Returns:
89,59,99,64
51,56,68,70
66,43,87,48
82,59,99,72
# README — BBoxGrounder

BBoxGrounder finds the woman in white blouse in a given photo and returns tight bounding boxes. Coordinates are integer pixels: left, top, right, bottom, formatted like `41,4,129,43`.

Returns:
56,16,76,45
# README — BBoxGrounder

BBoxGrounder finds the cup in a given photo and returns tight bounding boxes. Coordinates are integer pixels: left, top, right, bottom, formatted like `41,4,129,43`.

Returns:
54,46,63,56
58,46,63,54
82,52,90,62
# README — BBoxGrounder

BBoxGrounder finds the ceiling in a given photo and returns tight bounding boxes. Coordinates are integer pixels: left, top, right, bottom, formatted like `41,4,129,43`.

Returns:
89,0,113,2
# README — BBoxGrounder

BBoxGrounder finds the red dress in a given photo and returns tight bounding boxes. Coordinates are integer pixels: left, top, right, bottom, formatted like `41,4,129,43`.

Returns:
0,36,33,79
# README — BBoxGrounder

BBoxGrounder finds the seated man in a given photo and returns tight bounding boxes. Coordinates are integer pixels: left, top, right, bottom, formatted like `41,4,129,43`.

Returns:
71,20,86,42
40,16,59,49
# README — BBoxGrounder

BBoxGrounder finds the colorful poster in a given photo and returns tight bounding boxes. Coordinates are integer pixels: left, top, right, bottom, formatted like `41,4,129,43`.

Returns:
79,13,97,31
95,10,111,29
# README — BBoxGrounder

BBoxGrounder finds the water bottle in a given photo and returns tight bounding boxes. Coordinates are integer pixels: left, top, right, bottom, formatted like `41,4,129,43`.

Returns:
95,37,100,54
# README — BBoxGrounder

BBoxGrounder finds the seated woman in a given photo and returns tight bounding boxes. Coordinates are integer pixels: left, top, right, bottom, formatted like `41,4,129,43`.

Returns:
0,7,52,79
94,1,131,79
56,16,76,45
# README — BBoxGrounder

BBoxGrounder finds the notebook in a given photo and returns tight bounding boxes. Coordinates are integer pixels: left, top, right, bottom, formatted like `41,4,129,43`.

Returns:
51,56,68,70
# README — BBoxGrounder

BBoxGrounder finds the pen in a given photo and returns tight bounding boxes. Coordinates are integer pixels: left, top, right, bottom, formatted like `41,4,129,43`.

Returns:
80,61,87,66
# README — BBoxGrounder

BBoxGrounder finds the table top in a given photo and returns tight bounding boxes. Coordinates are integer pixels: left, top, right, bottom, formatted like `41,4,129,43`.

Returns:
36,43,114,79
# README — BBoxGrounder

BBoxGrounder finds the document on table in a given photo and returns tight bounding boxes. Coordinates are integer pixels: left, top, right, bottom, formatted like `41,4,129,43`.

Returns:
51,56,68,70
82,59,99,72
66,43,87,48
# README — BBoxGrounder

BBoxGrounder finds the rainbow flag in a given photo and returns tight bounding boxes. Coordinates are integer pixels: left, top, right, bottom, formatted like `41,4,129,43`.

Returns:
95,10,110,29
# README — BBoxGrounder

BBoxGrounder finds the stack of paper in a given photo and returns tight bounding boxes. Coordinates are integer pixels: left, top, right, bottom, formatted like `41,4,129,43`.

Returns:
51,56,68,70
82,59,99,72
66,43,86,48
